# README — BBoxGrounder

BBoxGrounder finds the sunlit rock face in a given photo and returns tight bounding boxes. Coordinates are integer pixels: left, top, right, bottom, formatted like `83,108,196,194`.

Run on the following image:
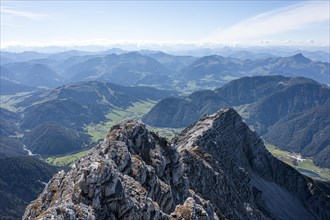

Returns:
24,108,329,220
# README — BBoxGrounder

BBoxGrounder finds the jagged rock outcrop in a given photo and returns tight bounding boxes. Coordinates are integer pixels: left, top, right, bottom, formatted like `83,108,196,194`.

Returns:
24,108,330,220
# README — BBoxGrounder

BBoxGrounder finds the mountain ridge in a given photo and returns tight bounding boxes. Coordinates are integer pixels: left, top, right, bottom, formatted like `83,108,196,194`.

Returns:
24,108,329,219
142,75,330,168
0,81,175,157
2,52,328,94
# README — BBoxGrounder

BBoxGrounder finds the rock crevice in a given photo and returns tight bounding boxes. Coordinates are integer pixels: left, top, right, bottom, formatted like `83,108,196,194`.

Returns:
24,108,330,220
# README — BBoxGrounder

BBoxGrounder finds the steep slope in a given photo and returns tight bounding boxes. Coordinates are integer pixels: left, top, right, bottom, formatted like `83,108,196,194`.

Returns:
246,82,330,134
0,108,20,137
263,105,330,168
0,66,15,79
143,75,330,167
19,64,63,88
0,108,26,158
24,108,329,220
143,75,316,128
7,81,174,156
3,62,63,88
0,156,58,220
22,122,91,156
0,78,37,95
16,81,175,130
0,66,37,95
143,90,229,128
0,138,26,159
2,62,32,79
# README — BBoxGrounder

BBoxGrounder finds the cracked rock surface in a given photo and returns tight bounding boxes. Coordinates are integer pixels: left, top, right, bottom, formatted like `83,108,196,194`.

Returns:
24,108,329,220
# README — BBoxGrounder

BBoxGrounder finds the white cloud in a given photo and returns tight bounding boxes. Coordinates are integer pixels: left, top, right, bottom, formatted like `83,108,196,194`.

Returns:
206,1,330,44
1,1,329,50
0,6,46,20
1,38,329,50
0,39,181,49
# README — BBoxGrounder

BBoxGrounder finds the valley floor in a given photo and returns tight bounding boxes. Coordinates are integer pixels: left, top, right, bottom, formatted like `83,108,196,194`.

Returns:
2,93,329,182
265,143,330,181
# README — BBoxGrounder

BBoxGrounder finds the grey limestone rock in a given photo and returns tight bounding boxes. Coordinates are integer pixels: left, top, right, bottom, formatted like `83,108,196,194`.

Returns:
24,108,329,220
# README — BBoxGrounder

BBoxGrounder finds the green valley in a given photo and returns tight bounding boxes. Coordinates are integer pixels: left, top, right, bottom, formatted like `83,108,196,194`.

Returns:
85,100,157,142
265,143,330,181
46,149,90,166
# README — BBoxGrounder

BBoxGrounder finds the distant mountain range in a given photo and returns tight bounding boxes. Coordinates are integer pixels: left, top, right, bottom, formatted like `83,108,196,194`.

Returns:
66,52,174,87
1,48,329,219
1,50,329,94
2,46,329,61
142,75,330,168
172,47,330,62
176,53,329,90
16,81,175,130
0,81,175,157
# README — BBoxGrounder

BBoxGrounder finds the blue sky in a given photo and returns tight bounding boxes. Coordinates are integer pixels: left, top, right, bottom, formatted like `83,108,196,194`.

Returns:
1,1,329,49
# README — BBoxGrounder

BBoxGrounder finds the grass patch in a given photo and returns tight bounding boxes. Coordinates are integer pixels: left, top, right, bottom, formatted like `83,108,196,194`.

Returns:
200,75,216,82
9,133,24,138
46,149,90,166
85,100,182,142
185,81,198,91
234,104,252,119
148,126,183,140
265,143,330,181
222,75,239,81
85,100,157,142
0,92,32,112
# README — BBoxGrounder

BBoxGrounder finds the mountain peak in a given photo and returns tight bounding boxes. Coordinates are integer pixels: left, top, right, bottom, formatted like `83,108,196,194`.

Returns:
292,53,311,63
175,107,264,170
175,108,237,149
24,108,330,220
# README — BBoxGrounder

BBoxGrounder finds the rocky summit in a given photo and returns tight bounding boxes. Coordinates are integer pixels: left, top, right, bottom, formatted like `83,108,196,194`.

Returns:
23,108,329,220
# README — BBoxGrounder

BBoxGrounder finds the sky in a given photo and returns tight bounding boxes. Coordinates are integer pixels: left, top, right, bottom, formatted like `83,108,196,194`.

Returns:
1,0,329,50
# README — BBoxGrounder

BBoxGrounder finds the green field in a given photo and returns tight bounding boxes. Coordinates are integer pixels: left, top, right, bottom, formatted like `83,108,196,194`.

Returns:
0,92,32,112
234,104,252,119
148,126,183,140
46,149,91,166
180,81,198,94
85,100,157,142
11,92,327,181
265,143,330,181
47,100,169,166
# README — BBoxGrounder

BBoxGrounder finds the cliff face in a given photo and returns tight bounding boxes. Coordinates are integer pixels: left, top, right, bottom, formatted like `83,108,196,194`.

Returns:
24,108,329,220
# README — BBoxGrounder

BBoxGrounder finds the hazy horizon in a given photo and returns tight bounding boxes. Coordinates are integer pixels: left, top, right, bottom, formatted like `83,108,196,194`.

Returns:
1,0,329,52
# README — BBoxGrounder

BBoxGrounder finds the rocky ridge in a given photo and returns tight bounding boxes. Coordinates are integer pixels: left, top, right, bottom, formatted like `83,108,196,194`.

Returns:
24,108,330,219
142,75,330,168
